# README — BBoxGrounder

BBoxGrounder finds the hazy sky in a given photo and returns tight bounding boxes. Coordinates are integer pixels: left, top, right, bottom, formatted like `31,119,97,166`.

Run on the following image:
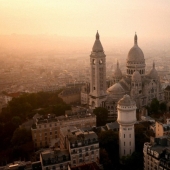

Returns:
0,0,170,39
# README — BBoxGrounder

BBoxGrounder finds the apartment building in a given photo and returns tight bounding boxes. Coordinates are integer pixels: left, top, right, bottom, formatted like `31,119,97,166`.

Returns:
59,126,99,166
143,136,170,170
40,149,70,170
31,113,96,149
155,119,170,137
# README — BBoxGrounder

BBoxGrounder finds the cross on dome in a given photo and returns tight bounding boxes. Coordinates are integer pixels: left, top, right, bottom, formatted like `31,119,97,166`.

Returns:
96,30,99,40
134,32,138,45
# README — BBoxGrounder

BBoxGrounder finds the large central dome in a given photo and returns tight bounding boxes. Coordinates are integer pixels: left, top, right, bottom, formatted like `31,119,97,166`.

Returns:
126,34,146,77
127,34,144,62
127,45,144,62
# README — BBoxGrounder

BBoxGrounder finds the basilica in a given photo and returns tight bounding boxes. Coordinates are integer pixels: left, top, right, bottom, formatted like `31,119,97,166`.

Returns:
87,31,164,120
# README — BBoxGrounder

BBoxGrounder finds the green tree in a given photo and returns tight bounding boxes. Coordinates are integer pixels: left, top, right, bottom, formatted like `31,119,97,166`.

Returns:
12,116,21,127
11,128,32,146
121,152,143,170
160,102,167,112
93,107,108,126
150,98,159,113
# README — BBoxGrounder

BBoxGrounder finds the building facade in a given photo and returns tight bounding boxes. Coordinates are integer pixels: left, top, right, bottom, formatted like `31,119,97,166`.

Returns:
89,31,107,109
31,114,96,149
84,32,164,121
117,94,136,157
143,137,170,170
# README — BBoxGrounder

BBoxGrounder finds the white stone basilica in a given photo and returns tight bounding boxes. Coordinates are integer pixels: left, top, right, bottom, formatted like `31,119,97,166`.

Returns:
88,31,164,120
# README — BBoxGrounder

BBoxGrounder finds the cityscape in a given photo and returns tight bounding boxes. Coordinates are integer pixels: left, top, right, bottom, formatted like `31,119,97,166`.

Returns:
1,1,170,170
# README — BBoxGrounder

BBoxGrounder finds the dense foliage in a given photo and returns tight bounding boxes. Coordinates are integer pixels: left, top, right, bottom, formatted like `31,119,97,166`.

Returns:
93,107,108,126
0,90,70,164
147,98,167,114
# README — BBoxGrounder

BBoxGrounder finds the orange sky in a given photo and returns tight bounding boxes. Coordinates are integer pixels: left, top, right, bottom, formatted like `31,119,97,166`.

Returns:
0,0,170,40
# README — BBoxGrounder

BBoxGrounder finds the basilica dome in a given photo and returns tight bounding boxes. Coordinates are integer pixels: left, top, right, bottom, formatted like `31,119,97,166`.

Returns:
132,70,141,82
92,31,103,52
113,61,122,78
148,62,158,79
127,34,145,62
107,83,125,95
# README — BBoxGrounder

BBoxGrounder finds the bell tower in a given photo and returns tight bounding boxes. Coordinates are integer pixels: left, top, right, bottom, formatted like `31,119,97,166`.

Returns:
89,31,107,109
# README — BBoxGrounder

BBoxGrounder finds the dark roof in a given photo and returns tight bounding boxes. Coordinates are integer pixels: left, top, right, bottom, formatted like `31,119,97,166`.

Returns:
70,162,101,170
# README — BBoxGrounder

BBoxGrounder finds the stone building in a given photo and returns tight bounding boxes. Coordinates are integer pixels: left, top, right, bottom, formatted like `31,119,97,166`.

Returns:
143,136,170,170
59,126,99,166
117,95,136,157
31,113,96,149
85,32,164,121
58,87,81,104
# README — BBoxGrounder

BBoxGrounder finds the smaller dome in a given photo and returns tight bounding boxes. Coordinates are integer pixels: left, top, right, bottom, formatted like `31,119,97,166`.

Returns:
92,31,103,52
107,83,125,94
113,61,122,78
132,70,141,81
118,94,136,106
148,62,158,79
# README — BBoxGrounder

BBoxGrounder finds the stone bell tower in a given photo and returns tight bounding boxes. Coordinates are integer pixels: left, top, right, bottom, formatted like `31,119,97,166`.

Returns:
89,31,107,109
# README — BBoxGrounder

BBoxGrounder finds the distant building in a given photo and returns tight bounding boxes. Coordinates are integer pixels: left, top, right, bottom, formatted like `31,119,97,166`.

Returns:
81,83,90,105
58,87,81,104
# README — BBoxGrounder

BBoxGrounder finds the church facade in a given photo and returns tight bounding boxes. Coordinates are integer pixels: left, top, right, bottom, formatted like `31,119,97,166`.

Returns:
87,32,164,120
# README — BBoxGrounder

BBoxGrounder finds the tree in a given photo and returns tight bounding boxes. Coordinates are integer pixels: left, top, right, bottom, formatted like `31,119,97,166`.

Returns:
11,128,32,146
93,107,108,126
150,98,159,113
160,102,167,112
12,116,21,127
99,130,119,169
120,152,143,170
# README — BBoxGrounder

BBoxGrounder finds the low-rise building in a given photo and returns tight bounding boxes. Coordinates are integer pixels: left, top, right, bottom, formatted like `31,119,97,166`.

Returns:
59,127,100,166
143,136,170,170
40,149,70,170
155,120,170,137
31,113,96,149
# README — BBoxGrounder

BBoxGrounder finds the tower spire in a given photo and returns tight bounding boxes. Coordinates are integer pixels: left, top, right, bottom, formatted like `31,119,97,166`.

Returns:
117,60,119,68
153,61,155,69
134,32,137,45
96,30,99,40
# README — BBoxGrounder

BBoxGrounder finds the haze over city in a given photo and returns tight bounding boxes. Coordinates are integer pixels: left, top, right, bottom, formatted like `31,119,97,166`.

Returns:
0,0,170,55
1,1,170,170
